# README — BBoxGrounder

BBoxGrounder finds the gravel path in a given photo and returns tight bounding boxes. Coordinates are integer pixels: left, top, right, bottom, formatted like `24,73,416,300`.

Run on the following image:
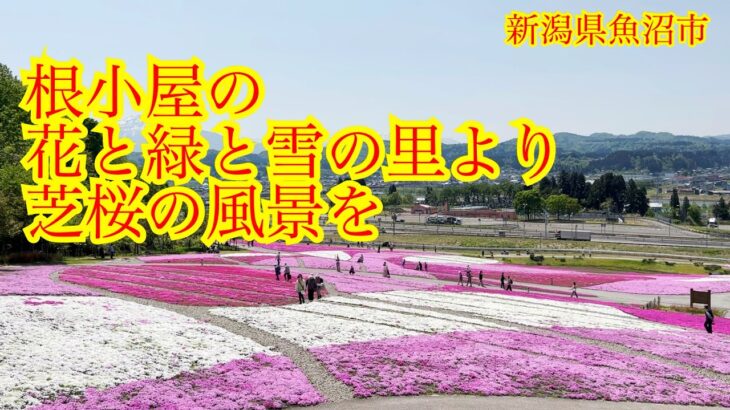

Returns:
303,395,712,410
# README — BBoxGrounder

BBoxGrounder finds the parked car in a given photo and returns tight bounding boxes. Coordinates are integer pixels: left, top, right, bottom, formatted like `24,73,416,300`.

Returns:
426,216,445,224
445,216,462,225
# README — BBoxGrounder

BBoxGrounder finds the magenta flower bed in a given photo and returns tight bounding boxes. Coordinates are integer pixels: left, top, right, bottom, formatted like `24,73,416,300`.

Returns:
0,266,96,296
311,330,730,406
35,354,324,410
438,284,597,299
227,255,283,264
59,272,237,306
139,254,239,265
427,263,644,288
555,327,730,375
60,265,299,306
260,243,360,256
618,306,730,335
588,276,730,295
247,257,299,267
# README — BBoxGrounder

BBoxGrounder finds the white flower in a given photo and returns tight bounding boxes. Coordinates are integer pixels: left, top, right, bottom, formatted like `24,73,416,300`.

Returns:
0,296,270,408
357,291,676,331
211,306,418,348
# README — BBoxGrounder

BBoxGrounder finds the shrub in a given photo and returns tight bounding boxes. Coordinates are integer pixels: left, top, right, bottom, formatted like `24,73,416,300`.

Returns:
0,252,63,264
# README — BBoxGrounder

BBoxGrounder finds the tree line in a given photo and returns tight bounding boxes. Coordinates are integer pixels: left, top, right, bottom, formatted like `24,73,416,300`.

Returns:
515,171,650,220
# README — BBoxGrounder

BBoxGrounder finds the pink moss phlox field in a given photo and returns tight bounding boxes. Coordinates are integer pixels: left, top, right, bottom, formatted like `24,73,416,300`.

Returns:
588,276,730,295
0,266,96,296
554,327,730,375
34,354,324,410
260,243,360,256
618,306,730,335
138,254,239,265
310,330,730,406
438,284,598,299
426,263,647,288
227,255,282,264
60,265,299,306
318,273,435,294
249,257,300,267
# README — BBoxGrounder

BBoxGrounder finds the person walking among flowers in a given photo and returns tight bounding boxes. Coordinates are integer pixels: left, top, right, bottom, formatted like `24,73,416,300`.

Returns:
705,305,715,334
506,276,514,291
284,263,291,282
295,275,306,304
478,270,484,287
458,271,464,286
570,281,579,298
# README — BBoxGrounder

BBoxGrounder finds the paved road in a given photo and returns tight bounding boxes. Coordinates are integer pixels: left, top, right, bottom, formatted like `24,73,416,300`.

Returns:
307,395,710,410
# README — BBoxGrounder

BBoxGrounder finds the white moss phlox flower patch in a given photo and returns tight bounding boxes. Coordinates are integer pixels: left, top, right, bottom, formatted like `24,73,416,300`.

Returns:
0,296,270,409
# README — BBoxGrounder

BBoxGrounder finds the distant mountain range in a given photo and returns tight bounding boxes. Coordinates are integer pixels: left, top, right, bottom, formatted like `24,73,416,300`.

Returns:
119,117,730,175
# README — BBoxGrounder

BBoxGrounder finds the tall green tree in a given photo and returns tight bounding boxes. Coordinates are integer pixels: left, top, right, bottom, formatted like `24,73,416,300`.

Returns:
680,196,690,222
713,196,729,220
545,194,581,220
0,64,33,252
514,189,544,220
687,204,703,226
587,172,626,213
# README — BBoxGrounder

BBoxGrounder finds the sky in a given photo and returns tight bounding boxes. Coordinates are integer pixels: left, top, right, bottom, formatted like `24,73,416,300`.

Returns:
0,0,728,145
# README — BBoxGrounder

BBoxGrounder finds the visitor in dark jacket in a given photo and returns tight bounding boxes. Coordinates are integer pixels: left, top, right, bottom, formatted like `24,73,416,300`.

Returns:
306,276,317,302
705,305,715,334
315,275,324,299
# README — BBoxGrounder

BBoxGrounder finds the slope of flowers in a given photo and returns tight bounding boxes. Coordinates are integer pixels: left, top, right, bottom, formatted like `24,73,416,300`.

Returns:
285,301,507,333
439,282,596,298
60,265,297,306
210,289,730,406
358,290,670,330
0,266,96,296
310,330,730,406
0,296,272,409
212,306,420,347
440,286,728,334
426,262,646,288
618,306,730,334
588,275,730,294
555,327,730,375
319,272,436,293
260,243,361,256
35,354,324,410
138,254,239,264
